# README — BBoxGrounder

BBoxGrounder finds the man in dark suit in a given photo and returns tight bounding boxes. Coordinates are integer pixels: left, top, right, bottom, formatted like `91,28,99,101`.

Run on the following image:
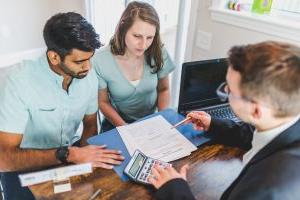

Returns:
149,41,300,200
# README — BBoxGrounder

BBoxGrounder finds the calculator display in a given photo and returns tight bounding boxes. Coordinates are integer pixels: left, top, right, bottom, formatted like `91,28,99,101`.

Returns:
128,153,145,177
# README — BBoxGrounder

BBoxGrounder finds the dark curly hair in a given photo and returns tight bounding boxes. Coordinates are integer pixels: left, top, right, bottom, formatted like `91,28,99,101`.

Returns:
43,12,102,61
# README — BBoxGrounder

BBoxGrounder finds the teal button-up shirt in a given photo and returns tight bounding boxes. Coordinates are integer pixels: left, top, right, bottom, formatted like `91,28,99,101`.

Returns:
0,55,98,149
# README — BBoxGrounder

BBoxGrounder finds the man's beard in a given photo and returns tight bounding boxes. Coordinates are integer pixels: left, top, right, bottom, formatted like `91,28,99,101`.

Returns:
60,62,88,79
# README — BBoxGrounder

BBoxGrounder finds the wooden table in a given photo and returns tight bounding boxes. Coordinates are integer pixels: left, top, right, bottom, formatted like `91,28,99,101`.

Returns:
30,143,244,200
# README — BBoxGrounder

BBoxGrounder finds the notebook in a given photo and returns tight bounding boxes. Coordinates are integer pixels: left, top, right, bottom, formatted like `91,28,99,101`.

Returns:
178,58,240,122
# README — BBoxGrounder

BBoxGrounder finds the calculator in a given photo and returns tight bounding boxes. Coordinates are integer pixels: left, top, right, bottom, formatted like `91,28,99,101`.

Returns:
124,149,171,184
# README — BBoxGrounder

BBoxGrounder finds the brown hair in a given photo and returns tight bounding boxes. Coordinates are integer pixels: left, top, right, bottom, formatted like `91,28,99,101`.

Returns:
110,1,163,73
228,41,300,117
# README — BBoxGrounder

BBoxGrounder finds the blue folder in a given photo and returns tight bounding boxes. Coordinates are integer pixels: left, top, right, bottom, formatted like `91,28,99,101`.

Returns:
87,109,211,181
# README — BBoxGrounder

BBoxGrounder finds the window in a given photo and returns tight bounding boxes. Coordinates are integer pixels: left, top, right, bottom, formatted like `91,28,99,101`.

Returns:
210,0,300,43
273,0,300,14
92,0,125,45
225,0,300,17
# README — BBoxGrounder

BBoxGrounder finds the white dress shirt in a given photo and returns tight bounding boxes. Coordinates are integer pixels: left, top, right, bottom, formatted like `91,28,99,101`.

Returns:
243,115,300,166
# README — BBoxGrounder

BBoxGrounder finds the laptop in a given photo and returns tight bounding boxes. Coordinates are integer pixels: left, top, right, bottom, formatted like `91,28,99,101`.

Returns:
178,58,240,122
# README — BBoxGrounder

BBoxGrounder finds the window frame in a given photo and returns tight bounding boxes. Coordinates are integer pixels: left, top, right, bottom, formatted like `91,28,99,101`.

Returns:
210,0,300,43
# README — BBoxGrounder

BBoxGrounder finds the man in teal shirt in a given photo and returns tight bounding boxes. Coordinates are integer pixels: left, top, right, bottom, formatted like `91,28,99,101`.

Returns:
0,12,124,200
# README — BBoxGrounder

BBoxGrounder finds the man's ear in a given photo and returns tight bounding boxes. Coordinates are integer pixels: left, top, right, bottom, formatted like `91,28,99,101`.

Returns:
251,102,262,120
47,51,61,66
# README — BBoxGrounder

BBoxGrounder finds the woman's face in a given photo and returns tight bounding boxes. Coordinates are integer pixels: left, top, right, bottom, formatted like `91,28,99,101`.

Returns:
124,18,156,57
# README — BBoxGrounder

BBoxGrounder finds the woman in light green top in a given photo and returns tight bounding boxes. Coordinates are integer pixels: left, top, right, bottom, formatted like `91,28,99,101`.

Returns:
93,1,175,132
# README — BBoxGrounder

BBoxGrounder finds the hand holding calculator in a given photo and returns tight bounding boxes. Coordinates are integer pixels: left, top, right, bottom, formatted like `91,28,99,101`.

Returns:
124,149,170,184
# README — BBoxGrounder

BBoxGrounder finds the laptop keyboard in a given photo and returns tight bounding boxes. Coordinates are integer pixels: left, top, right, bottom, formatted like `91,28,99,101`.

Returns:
205,106,240,122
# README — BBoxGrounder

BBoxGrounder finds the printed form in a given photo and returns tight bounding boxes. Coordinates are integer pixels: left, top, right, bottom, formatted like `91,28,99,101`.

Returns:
117,115,197,162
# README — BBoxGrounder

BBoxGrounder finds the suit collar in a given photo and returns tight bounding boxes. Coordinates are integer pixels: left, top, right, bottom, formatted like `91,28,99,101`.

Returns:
221,119,300,200
248,119,300,165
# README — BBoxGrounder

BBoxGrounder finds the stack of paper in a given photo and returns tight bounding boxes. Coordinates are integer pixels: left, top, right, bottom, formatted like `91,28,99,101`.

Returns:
117,115,197,162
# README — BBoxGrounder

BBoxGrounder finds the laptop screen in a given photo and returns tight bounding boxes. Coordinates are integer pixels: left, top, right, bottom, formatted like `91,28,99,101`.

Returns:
178,58,228,114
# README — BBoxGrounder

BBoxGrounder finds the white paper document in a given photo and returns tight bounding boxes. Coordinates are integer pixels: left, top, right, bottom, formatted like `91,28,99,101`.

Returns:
19,163,92,187
117,115,197,162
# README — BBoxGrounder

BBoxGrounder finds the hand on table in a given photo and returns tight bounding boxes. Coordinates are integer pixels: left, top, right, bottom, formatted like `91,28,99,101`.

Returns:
68,145,125,169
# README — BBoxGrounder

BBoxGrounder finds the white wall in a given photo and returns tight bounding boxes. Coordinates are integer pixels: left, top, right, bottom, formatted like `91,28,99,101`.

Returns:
189,1,300,61
0,0,85,66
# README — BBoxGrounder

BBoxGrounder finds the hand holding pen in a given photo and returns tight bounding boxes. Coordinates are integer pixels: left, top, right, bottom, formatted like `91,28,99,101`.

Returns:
171,111,211,131
171,117,191,129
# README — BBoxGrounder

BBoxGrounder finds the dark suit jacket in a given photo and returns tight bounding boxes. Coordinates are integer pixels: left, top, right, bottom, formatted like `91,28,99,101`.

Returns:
155,118,300,200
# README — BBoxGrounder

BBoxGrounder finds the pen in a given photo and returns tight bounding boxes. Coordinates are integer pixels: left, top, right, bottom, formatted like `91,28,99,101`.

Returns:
171,117,191,129
89,188,102,200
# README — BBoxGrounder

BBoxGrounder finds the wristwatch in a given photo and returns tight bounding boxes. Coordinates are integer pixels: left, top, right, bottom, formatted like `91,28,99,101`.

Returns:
55,146,69,164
